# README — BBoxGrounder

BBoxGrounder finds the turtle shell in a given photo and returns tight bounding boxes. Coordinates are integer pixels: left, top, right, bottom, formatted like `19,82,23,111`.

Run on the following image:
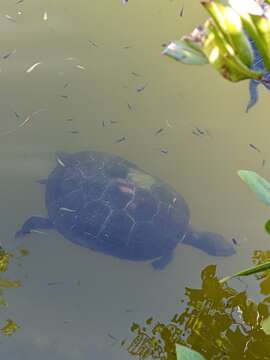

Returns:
45,151,190,262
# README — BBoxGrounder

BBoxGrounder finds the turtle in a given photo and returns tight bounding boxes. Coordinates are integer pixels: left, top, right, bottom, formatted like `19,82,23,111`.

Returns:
15,151,235,269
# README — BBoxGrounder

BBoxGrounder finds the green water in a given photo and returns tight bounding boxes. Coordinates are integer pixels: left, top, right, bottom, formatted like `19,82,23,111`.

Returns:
0,0,270,359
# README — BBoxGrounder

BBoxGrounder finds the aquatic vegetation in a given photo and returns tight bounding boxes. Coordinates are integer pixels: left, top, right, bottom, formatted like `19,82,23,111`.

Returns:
237,170,270,233
163,0,270,111
0,319,20,336
125,259,270,359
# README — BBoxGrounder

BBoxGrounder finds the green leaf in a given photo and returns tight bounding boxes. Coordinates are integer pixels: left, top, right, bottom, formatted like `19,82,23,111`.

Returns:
176,344,206,360
220,261,270,283
162,40,209,65
238,170,270,207
265,219,270,234
261,315,270,335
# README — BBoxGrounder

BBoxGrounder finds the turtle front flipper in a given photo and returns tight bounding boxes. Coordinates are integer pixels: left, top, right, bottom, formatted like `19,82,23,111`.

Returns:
182,227,236,257
15,216,53,238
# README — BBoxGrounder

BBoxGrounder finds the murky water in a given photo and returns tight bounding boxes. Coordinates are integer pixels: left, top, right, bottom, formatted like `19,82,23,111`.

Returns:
1,0,270,359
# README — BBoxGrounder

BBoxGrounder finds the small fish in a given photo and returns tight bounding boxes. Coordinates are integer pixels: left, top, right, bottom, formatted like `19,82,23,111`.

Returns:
16,0,24,3
160,149,168,154
70,130,79,134
122,0,128,4
232,238,238,245
63,83,69,88
131,71,141,77
155,128,164,135
127,103,132,111
26,62,42,73
60,95,68,99
115,136,126,143
43,11,48,21
137,83,148,93
76,65,86,70
263,159,266,167
102,120,105,127
110,120,118,124
3,49,16,60
249,143,261,152
14,112,20,119
192,130,200,136
5,14,16,22
123,46,132,49
88,40,98,48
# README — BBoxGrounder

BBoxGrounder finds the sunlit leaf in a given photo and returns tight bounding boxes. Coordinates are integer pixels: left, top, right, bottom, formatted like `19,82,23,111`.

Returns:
162,40,209,65
261,315,270,335
220,261,270,283
176,344,206,360
238,170,270,206
265,219,270,234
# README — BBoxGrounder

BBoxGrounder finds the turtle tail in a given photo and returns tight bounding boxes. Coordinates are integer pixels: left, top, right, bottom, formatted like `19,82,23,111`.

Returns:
182,226,236,257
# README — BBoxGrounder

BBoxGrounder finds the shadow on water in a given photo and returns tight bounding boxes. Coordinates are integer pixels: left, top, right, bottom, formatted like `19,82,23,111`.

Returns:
125,249,270,360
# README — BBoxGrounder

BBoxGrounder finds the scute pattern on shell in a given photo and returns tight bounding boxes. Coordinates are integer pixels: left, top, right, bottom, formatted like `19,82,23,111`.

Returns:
45,151,190,261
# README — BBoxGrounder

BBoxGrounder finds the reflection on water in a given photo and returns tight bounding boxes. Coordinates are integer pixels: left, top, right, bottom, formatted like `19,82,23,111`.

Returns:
126,250,270,359
1,0,270,359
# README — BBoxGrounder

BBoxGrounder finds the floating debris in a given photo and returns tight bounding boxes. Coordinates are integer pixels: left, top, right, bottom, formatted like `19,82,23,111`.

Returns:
43,11,48,21
76,65,86,70
14,112,20,119
5,15,16,23
88,40,98,48
3,49,16,60
249,143,261,153
155,128,164,135
18,115,31,128
26,62,43,73
160,149,168,154
115,136,127,143
179,5,184,17
56,157,66,167
166,119,173,128
59,207,76,212
47,282,64,286
131,72,141,77
137,83,148,93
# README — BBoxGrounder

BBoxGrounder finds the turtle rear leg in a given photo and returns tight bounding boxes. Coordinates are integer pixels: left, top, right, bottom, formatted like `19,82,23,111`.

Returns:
15,216,53,238
151,250,173,270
